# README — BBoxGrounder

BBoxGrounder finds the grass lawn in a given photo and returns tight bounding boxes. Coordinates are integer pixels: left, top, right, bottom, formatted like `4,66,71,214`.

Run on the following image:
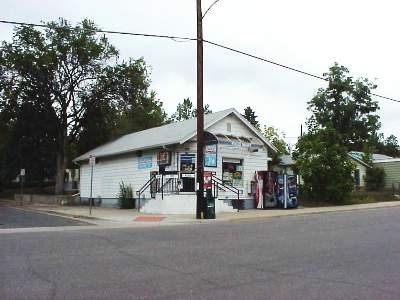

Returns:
300,191,399,207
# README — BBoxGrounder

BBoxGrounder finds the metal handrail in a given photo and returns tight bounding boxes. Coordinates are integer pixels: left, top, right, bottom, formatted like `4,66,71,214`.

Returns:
211,176,241,211
136,175,157,212
158,177,179,194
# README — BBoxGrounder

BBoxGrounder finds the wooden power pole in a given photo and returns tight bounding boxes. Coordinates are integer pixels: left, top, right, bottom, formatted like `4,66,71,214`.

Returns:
196,0,204,219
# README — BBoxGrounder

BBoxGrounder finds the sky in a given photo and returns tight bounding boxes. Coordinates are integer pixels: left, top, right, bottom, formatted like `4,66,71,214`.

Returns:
1,0,399,147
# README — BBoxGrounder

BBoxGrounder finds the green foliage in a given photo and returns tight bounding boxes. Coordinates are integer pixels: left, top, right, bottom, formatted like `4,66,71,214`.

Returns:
170,98,212,122
117,181,135,209
373,133,400,157
243,106,260,130
293,127,355,203
294,63,382,203
77,59,167,154
1,101,58,183
300,191,397,207
0,18,167,191
263,126,289,155
0,18,118,193
365,167,386,191
307,63,380,151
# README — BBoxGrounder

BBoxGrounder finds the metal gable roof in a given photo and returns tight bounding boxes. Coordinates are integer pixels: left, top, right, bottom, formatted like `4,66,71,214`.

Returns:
74,108,276,162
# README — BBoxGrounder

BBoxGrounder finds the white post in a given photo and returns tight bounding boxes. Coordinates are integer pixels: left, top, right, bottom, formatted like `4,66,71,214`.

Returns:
284,174,287,209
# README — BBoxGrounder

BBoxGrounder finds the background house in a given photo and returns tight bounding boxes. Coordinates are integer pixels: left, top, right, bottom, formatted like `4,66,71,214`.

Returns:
373,157,400,191
348,151,400,191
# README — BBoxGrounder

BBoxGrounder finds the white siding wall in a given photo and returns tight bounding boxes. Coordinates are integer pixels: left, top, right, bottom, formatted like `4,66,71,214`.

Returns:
177,115,270,197
352,162,367,188
359,164,367,187
215,144,268,196
79,149,178,199
78,114,271,211
373,160,400,190
207,115,263,144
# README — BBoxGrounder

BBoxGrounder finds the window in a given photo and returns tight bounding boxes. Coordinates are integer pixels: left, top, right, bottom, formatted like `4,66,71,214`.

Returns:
222,158,243,187
354,169,360,186
227,122,231,132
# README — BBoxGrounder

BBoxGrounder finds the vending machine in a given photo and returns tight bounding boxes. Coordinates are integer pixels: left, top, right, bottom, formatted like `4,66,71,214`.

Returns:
277,174,298,209
254,171,278,209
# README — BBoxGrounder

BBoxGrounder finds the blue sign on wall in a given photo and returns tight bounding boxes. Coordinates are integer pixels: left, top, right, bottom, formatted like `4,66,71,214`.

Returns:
138,155,153,169
204,144,217,167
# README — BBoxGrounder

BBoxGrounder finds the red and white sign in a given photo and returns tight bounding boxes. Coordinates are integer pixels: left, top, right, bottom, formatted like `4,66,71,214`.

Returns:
204,171,213,189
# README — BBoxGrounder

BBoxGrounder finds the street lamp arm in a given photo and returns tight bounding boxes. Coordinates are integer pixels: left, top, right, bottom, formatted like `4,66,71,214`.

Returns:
202,0,222,19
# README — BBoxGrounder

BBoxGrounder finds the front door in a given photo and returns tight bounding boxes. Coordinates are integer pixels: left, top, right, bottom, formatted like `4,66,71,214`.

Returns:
180,153,196,192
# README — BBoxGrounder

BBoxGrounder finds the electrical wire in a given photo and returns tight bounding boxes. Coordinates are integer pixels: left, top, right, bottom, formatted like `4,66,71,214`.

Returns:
0,19,399,103
203,0,223,19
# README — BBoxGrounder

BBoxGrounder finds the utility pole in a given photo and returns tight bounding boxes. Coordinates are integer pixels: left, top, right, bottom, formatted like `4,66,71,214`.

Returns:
196,0,204,219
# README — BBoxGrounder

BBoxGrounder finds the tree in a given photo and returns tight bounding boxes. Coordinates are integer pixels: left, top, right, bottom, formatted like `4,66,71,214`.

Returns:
77,59,167,154
104,59,167,137
293,127,355,202
263,126,289,155
0,19,169,194
365,167,385,191
263,125,289,166
374,134,400,158
243,106,260,130
170,98,212,121
293,63,380,202
382,135,400,157
307,63,380,151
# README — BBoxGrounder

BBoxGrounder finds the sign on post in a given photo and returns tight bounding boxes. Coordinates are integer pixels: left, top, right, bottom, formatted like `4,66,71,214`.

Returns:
204,171,213,190
19,168,25,206
89,156,95,215
89,156,96,166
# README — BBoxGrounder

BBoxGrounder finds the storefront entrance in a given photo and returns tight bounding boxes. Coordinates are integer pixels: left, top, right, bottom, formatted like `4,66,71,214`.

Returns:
180,153,196,192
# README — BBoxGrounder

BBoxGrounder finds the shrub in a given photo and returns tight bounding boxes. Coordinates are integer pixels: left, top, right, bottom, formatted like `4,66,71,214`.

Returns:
293,127,355,203
365,167,386,191
117,181,135,209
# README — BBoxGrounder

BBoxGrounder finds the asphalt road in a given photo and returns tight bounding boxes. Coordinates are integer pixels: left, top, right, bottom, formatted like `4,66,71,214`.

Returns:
0,205,90,228
1,207,400,299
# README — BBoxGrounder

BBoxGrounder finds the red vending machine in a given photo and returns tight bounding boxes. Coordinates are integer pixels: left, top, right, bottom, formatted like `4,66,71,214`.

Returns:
254,171,278,209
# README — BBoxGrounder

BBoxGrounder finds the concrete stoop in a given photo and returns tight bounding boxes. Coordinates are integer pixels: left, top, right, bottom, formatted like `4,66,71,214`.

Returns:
140,193,237,214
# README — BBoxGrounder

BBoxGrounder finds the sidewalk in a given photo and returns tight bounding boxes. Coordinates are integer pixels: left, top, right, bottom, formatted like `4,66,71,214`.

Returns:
7,200,400,226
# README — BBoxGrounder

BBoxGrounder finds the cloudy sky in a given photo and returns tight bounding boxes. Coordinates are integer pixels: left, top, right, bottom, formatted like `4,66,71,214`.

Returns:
1,0,399,146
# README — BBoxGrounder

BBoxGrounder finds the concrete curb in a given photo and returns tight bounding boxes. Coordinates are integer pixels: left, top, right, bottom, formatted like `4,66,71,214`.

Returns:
226,201,400,222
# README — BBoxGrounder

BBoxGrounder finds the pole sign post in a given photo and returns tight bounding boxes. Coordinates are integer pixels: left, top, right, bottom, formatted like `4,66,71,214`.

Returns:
20,169,25,206
89,156,96,215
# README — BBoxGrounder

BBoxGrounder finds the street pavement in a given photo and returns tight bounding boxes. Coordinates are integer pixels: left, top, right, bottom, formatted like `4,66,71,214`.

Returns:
0,204,90,229
1,206,400,299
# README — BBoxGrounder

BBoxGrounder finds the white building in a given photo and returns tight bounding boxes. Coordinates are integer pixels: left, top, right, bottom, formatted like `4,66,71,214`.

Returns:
73,108,277,214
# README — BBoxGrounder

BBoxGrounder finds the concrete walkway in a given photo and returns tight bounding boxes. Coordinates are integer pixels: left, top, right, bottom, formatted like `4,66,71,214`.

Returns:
5,200,400,227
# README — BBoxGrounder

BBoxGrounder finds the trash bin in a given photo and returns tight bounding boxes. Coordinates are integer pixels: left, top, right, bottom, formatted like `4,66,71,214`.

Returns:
204,189,216,219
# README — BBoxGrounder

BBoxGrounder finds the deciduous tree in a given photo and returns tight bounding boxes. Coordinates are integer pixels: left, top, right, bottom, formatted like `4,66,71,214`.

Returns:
308,63,380,151
170,98,212,121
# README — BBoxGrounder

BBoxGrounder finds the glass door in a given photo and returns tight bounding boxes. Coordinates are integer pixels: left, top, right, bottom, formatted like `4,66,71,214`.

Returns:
180,154,196,192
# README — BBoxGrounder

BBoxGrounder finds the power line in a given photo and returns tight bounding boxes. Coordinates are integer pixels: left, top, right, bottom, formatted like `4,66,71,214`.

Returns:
0,20,197,42
0,19,399,103
202,0,223,19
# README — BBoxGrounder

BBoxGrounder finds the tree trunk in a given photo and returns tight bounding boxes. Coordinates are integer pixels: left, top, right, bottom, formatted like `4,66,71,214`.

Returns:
54,132,67,195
